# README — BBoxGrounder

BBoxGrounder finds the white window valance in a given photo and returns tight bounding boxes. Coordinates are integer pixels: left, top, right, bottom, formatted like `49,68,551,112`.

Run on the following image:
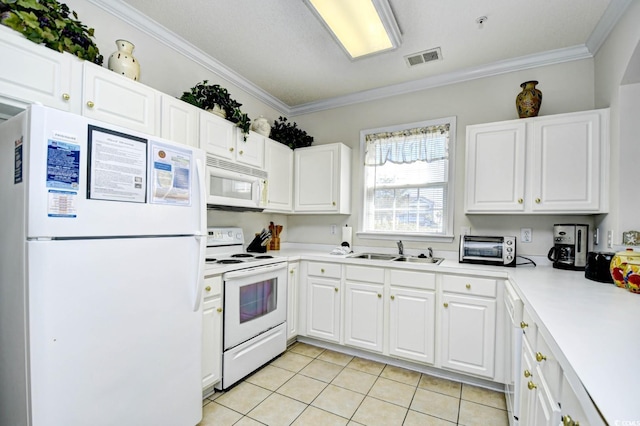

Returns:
364,124,450,166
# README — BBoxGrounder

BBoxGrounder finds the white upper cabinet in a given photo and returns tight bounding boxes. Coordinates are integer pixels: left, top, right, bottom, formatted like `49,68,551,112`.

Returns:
294,143,352,214
264,139,293,212
160,95,199,148
465,109,609,214
0,26,82,113
82,62,159,135
199,112,264,169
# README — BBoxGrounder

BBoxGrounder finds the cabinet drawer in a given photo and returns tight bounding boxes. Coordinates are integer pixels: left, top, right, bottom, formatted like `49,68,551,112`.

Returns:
307,262,341,279
203,275,222,298
535,331,562,401
442,275,497,297
345,265,384,283
389,269,436,290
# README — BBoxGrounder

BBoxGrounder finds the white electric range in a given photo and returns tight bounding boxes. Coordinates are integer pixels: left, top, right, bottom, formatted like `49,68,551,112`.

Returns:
204,227,288,390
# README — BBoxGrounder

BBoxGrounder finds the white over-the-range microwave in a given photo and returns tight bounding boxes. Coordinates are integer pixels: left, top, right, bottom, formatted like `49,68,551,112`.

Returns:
205,155,268,212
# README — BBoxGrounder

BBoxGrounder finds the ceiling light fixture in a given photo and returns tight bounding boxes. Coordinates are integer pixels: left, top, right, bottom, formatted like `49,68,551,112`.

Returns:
304,0,402,60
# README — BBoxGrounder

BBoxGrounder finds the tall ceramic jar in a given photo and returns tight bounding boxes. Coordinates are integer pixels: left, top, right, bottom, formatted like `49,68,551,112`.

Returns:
108,39,140,81
515,80,542,118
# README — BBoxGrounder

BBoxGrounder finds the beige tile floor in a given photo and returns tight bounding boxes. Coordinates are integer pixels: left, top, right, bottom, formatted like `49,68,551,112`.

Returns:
199,342,509,426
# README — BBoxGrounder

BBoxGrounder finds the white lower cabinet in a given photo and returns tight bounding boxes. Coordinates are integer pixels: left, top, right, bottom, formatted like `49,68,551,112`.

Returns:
201,275,223,391
287,262,299,340
344,265,384,352
440,275,498,379
389,286,436,364
306,263,341,343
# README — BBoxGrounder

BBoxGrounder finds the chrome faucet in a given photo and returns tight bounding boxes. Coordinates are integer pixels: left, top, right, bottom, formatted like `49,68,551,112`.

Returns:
397,240,404,255
427,247,433,259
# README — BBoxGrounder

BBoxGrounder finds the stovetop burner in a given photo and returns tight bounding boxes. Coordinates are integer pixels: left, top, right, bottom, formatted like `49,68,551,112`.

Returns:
217,259,244,264
231,253,254,258
255,255,274,259
205,258,217,262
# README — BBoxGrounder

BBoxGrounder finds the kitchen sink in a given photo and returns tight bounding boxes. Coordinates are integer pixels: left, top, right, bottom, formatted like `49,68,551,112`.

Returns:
347,253,443,265
348,253,399,261
393,256,444,265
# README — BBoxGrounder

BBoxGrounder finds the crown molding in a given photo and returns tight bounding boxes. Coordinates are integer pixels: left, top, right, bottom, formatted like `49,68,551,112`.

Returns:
88,0,628,117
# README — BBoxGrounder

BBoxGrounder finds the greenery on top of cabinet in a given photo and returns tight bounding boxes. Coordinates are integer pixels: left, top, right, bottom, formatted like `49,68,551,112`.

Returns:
0,0,103,65
270,116,314,149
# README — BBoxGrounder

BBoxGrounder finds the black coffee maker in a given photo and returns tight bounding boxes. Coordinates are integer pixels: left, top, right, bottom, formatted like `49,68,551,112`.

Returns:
548,224,589,270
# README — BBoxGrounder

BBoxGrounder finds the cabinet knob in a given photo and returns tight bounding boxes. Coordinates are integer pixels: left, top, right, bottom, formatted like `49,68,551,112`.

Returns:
465,284,471,289
390,295,395,300
518,198,523,204
332,201,336,206
562,415,579,426
535,198,541,203
523,369,531,378
239,150,244,155
86,101,95,108
443,302,449,308
216,307,222,313
321,268,325,273
229,147,234,152
377,293,382,298
520,321,528,329
62,93,70,101
205,286,211,292
527,381,537,390
334,287,339,292
535,352,547,362
290,270,294,274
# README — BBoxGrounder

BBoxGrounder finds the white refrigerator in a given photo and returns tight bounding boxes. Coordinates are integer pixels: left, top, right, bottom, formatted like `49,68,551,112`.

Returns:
0,105,206,426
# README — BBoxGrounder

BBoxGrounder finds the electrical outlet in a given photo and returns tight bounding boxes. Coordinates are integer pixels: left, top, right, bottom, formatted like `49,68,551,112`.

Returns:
331,224,337,235
607,230,613,248
520,228,532,243
594,228,600,245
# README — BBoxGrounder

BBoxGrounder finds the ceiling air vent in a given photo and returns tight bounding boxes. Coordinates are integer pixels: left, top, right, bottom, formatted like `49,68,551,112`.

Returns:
404,47,442,67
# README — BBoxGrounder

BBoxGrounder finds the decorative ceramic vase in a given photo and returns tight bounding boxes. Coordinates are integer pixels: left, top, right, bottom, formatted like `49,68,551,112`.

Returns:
515,80,542,118
207,105,226,118
108,39,140,81
610,249,640,288
251,116,271,137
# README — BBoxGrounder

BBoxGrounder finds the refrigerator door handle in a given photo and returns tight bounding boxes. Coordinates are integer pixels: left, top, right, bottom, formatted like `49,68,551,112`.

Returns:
193,235,206,312
195,158,206,235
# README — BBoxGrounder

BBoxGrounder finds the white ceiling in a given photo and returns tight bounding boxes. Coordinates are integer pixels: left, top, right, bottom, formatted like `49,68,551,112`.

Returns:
92,0,629,114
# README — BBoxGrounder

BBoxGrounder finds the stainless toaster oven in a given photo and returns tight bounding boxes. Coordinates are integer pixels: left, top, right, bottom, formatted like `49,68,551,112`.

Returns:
459,235,517,267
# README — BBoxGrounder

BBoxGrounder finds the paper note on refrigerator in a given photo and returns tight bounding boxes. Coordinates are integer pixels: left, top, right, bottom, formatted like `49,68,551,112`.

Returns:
150,141,192,206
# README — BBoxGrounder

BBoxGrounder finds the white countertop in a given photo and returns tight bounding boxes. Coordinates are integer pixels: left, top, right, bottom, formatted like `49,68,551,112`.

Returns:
268,246,640,423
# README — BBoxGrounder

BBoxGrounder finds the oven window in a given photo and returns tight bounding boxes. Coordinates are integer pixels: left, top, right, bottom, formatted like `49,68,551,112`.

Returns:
239,278,277,323
464,241,503,258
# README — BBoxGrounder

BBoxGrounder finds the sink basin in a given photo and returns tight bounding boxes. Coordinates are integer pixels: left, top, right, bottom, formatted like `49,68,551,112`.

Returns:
393,256,444,265
348,253,398,261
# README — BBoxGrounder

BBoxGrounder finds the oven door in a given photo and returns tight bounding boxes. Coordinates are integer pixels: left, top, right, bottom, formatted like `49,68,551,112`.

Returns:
223,262,287,350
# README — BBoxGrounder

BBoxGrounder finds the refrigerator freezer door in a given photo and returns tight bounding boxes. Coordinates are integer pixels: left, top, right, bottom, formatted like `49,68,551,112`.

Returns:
23,105,205,239
27,236,202,426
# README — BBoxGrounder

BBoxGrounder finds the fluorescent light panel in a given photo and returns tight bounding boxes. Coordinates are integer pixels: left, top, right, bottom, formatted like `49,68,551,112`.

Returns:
307,0,402,59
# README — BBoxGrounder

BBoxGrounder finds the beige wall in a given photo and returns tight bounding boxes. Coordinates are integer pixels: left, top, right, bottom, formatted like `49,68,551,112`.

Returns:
289,60,597,255
593,0,640,249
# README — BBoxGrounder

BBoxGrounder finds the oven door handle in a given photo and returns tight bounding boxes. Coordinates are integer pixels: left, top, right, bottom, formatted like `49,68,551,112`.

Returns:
223,262,287,279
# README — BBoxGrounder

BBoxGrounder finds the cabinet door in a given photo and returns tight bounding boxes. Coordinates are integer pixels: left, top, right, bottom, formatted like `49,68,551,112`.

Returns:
199,111,234,160
0,26,81,113
440,293,496,378
237,131,265,169
465,121,526,212
518,337,536,426
160,95,199,147
201,295,222,390
344,281,383,352
306,276,341,342
389,287,436,364
530,366,562,426
264,139,293,212
294,144,339,212
82,63,158,134
530,111,602,212
287,263,299,340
